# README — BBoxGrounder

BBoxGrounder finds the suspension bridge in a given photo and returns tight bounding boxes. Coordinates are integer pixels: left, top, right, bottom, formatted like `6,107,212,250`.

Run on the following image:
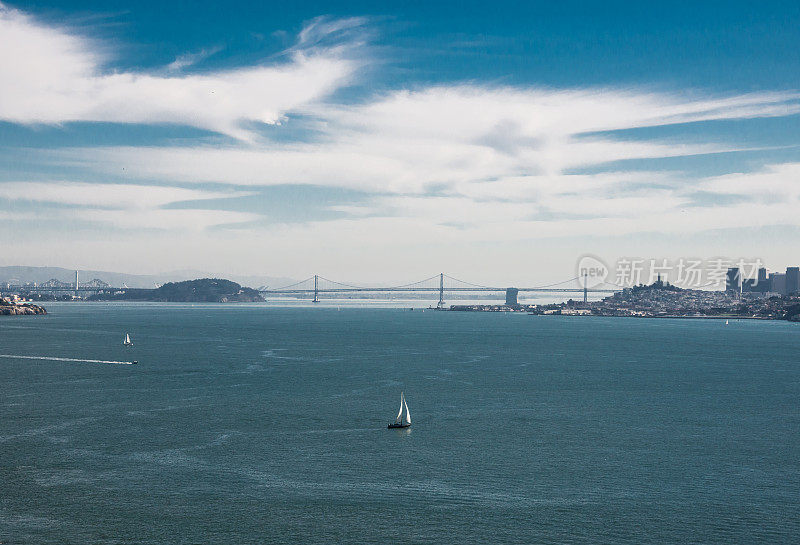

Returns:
4,272,622,307
260,273,621,307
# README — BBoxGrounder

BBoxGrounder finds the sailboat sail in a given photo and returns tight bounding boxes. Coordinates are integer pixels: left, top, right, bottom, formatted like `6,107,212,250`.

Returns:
396,392,404,421
389,392,412,428
123,333,132,346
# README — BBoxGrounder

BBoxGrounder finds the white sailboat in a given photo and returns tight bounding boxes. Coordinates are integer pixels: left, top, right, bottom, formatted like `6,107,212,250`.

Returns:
123,333,133,347
388,392,411,429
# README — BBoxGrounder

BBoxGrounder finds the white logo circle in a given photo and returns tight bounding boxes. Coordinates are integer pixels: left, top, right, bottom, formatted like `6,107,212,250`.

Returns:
576,255,609,289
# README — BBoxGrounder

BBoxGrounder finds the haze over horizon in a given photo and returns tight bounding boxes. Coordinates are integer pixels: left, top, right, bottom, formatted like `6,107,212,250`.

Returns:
2,0,800,284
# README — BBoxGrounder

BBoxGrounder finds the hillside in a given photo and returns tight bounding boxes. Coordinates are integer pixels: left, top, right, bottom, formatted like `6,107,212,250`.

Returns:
0,298,47,315
88,279,265,303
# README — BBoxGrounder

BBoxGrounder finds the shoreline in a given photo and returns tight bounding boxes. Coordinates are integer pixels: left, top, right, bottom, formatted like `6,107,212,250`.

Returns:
650,315,771,320
0,302,47,316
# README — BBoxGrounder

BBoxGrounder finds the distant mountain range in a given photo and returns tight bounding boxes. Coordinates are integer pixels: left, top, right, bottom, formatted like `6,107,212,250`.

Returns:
0,266,297,290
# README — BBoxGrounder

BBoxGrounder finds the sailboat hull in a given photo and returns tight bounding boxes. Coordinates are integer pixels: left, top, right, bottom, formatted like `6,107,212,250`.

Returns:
387,422,411,429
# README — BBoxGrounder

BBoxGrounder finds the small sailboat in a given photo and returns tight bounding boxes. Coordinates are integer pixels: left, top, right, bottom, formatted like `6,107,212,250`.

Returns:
725,320,729,325
388,392,411,429
123,333,133,347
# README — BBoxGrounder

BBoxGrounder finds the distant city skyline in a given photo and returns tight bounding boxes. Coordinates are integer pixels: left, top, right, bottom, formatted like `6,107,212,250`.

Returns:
2,1,800,283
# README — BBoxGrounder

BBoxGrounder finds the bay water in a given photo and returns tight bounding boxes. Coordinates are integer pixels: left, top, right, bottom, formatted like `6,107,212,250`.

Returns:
2,303,799,543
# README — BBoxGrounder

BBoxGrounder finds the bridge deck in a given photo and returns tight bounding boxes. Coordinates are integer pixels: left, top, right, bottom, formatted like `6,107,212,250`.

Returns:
261,287,617,294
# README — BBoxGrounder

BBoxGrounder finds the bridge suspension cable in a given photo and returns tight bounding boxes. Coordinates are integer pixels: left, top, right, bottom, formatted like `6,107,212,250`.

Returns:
442,274,585,290
315,276,368,290
442,274,499,290
269,276,316,291
383,274,443,290
308,274,445,291
525,276,582,289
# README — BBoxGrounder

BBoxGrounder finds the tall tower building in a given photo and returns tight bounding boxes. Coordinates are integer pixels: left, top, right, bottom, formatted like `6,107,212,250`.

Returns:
787,267,800,295
770,273,786,295
726,268,741,295
757,267,769,292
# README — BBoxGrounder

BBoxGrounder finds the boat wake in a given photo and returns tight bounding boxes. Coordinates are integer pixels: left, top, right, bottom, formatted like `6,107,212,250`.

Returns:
0,354,136,365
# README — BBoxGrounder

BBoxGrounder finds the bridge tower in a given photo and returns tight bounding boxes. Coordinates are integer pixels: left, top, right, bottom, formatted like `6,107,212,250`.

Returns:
437,273,445,309
505,288,519,307
583,271,588,304
313,274,319,303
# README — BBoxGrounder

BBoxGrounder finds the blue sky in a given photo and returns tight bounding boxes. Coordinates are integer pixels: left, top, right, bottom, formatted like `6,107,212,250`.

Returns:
1,0,800,283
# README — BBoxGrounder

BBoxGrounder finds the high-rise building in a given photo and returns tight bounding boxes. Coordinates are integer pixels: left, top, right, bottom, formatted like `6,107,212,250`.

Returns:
786,267,800,294
726,268,741,295
770,273,786,295
742,279,757,293
757,267,769,292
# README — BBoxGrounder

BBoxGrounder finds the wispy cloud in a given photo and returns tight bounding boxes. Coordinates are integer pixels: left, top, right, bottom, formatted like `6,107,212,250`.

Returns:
79,208,260,231
0,181,245,208
31,80,799,244
295,16,371,50
57,85,799,196
0,3,364,140
0,181,258,230
166,46,224,73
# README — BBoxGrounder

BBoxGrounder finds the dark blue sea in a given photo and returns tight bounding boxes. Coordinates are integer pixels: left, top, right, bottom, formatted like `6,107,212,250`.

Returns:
2,303,799,544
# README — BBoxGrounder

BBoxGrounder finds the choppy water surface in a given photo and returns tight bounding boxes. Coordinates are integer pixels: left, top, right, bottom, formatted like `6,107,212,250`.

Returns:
2,303,799,543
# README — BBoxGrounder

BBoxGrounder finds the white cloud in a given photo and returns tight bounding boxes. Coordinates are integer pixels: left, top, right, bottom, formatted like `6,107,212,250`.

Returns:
318,86,800,139
80,208,259,231
35,83,799,244
6,206,259,231
56,85,797,195
0,181,246,208
0,3,362,140
695,163,800,200
0,181,258,230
